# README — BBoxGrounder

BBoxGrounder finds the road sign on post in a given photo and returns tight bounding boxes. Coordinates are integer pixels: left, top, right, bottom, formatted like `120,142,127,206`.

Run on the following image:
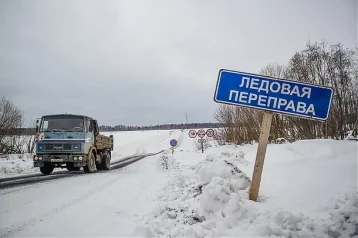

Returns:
170,139,178,154
214,69,334,202
206,129,215,137
197,129,206,153
188,130,197,138
197,129,206,138
214,69,333,120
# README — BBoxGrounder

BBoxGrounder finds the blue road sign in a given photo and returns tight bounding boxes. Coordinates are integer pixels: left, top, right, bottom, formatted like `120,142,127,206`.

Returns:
170,139,178,147
214,69,333,121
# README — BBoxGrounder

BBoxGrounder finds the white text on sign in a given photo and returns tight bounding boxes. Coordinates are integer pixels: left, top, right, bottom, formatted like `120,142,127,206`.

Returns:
229,91,315,116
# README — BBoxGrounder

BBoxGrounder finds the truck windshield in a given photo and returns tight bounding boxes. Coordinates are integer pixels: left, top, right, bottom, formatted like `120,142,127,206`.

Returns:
40,116,85,132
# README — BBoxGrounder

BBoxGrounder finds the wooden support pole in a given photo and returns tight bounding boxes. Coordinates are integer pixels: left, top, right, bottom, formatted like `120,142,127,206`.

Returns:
249,112,273,201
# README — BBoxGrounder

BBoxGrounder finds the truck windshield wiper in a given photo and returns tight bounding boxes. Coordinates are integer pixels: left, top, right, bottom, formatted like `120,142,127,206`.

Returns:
62,128,75,132
44,129,59,132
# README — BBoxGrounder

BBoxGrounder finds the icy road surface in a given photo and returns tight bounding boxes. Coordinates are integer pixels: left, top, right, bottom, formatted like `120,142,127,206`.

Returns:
0,130,182,237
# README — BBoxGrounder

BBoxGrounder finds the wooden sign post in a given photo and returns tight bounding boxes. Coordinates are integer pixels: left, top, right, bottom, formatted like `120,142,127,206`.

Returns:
249,112,273,201
214,69,334,202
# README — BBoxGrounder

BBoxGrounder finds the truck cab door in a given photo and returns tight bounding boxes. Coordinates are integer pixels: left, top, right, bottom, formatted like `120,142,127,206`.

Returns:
87,119,95,144
89,120,99,145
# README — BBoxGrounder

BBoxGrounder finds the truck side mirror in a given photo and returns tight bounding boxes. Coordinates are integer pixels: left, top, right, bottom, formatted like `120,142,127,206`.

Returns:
35,118,41,133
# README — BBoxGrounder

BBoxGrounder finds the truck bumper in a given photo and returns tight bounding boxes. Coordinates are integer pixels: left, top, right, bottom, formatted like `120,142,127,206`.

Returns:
33,154,87,167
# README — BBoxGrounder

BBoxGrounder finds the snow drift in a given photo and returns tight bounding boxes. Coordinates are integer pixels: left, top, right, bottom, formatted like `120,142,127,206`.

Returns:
140,148,358,238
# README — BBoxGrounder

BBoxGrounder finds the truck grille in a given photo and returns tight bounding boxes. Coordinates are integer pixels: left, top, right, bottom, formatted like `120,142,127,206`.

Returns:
46,144,54,150
63,144,72,150
44,144,73,151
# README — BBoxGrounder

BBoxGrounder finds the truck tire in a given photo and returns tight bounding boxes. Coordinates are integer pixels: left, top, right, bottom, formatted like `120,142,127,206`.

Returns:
102,151,111,170
40,163,54,175
84,152,96,173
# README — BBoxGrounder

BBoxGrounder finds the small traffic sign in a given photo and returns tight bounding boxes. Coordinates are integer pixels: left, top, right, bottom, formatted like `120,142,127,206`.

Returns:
170,139,178,147
197,129,206,138
188,130,197,138
198,139,206,143
206,129,215,137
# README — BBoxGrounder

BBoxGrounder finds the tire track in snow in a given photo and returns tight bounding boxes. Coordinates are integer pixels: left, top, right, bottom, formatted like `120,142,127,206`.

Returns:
0,170,132,237
0,151,164,191
0,151,166,237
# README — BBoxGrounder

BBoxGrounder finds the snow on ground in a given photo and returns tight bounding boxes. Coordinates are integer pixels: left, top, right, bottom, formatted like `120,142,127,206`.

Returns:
0,129,357,237
103,129,182,163
0,130,182,178
137,132,358,237
0,154,38,178
0,153,169,237
0,130,183,237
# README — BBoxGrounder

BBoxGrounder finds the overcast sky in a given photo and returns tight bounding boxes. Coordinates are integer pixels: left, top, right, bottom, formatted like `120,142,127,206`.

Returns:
0,0,357,126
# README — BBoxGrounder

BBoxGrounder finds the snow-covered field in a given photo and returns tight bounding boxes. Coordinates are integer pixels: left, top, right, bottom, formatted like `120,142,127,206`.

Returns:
0,129,357,237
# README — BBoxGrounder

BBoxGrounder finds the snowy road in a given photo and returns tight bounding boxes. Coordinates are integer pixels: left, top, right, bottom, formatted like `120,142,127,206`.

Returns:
0,130,182,237
0,152,162,190
0,158,168,237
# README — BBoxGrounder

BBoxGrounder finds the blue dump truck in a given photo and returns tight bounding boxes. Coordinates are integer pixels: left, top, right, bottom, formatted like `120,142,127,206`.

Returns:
33,114,114,175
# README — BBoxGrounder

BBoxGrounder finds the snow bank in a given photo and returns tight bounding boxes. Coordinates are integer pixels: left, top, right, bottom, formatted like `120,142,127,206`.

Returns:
156,152,179,172
0,154,38,177
140,148,358,238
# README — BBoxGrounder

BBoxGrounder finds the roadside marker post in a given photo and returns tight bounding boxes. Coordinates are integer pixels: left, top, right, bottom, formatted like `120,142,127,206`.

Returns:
214,69,334,201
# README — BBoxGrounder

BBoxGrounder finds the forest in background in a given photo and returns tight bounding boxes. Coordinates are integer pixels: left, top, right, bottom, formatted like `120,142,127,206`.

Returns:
215,40,358,145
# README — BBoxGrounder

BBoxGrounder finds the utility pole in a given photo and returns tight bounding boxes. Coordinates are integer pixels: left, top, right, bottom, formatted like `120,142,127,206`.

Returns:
186,113,188,129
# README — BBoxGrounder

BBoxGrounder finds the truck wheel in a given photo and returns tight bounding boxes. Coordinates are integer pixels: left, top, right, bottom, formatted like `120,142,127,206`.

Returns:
84,153,96,173
102,151,111,170
40,163,54,175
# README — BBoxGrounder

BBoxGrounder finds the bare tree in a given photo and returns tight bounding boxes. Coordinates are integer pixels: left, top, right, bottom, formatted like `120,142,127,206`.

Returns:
0,97,25,155
215,40,358,144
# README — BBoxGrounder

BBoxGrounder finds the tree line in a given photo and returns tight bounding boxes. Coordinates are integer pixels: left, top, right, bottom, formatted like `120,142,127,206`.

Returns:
99,123,221,132
215,40,358,145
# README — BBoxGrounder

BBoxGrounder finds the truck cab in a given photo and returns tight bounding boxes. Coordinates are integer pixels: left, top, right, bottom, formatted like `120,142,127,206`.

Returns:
34,114,113,175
